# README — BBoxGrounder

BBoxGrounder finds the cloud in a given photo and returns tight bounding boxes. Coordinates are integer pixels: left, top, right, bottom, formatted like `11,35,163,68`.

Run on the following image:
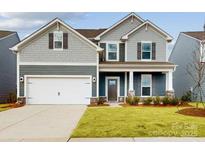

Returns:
0,12,87,31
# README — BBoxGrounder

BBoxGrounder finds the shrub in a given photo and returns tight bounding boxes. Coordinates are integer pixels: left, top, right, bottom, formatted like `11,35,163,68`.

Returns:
97,97,106,105
153,96,161,105
126,96,140,105
143,97,152,105
181,91,192,102
126,96,133,105
133,96,140,105
170,97,179,106
162,96,170,105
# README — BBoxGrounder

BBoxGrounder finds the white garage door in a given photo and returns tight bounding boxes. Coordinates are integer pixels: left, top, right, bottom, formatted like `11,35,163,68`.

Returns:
26,76,92,104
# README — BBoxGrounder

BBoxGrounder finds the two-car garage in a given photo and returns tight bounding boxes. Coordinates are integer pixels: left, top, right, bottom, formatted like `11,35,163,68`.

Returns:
25,76,92,105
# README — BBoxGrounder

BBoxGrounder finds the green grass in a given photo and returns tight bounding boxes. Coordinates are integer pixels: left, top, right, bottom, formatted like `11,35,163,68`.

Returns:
72,106,205,137
0,104,12,112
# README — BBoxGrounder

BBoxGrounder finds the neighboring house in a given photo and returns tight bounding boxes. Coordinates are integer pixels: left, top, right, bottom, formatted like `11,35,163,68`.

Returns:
170,31,205,100
0,31,19,103
11,13,176,105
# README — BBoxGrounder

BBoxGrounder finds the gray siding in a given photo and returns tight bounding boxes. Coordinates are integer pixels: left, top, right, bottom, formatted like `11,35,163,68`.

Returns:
19,65,97,97
99,72,125,96
0,33,19,102
134,72,165,96
127,25,167,61
19,24,97,63
100,16,142,41
170,33,200,99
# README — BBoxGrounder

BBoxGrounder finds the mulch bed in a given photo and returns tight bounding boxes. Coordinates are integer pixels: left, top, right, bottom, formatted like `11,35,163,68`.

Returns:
177,107,205,117
87,103,110,107
119,103,193,107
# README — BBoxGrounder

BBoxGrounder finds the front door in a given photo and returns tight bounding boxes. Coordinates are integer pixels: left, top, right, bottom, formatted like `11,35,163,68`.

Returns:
108,79,118,101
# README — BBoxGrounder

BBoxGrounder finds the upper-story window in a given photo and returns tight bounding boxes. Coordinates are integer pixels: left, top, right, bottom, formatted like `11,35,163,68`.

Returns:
54,31,63,49
141,42,152,60
107,43,119,61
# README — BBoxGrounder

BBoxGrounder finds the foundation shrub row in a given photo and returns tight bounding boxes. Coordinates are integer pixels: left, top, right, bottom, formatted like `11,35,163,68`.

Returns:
126,96,180,106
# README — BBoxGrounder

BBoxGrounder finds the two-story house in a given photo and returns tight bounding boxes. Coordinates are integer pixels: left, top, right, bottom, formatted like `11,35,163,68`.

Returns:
0,30,19,103
11,13,176,104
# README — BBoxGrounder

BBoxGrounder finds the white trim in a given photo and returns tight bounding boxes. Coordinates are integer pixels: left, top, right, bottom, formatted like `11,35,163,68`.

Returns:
124,72,127,97
105,76,120,102
106,41,119,61
121,20,173,41
125,41,128,61
24,75,92,98
11,18,103,52
95,13,144,40
96,52,99,97
129,71,134,91
141,74,152,97
141,41,152,61
100,68,174,72
17,53,20,97
181,32,202,42
18,62,97,66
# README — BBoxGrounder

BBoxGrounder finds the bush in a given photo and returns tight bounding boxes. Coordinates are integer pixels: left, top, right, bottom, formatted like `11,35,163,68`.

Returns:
133,96,140,105
143,97,152,105
97,97,106,105
126,96,140,105
162,96,170,105
181,91,192,102
153,96,161,105
126,96,133,105
170,97,179,106
7,92,17,103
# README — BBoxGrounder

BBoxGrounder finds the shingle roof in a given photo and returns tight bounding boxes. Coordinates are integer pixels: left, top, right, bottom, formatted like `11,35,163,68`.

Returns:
0,30,15,39
183,31,205,41
75,29,107,39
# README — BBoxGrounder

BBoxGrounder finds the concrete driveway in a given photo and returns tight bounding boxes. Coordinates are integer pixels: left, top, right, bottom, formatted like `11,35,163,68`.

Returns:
0,105,86,142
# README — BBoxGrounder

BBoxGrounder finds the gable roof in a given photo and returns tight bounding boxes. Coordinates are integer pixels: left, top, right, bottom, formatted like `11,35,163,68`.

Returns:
121,20,173,42
94,12,144,40
0,30,16,39
182,31,205,41
11,18,103,52
76,29,107,39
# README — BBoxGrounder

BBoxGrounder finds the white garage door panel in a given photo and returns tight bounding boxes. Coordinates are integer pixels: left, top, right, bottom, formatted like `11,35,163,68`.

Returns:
26,77,91,104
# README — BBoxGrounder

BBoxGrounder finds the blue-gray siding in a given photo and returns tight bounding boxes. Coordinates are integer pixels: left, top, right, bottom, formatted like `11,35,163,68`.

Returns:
19,65,97,97
0,33,19,102
134,72,166,96
99,72,125,96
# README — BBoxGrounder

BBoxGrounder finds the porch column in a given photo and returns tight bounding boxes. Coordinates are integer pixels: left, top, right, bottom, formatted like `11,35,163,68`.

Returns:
128,71,135,96
166,70,173,91
166,70,174,97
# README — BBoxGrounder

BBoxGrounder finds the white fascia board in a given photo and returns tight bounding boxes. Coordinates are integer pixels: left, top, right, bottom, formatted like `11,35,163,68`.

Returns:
94,12,145,40
11,18,103,52
122,20,173,41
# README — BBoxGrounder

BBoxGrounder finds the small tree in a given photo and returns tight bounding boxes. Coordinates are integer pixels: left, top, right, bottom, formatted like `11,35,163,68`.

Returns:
186,30,205,108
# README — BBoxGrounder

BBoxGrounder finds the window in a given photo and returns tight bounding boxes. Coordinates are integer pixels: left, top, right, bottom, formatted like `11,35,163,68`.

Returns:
54,31,63,49
141,74,152,96
107,43,118,61
142,42,152,60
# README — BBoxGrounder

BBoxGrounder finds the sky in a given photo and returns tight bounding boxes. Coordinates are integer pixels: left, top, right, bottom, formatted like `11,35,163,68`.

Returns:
0,12,205,54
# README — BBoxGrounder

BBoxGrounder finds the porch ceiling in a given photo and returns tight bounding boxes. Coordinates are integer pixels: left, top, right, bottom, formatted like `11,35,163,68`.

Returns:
99,61,176,72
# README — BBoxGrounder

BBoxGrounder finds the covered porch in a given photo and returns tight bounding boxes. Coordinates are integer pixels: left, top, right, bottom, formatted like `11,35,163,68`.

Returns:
98,62,176,102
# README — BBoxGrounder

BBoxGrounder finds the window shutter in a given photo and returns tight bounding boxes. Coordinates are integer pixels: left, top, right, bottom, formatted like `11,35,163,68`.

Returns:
137,42,141,60
63,33,68,49
152,42,156,60
119,43,125,62
99,43,106,62
49,33,53,49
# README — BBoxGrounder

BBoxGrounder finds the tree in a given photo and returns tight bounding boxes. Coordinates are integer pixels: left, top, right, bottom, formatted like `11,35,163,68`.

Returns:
186,32,205,108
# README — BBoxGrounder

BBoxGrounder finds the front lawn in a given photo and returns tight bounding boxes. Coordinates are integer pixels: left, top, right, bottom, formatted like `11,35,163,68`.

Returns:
72,106,205,137
0,104,13,112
